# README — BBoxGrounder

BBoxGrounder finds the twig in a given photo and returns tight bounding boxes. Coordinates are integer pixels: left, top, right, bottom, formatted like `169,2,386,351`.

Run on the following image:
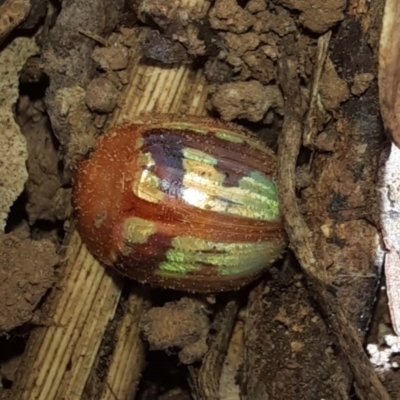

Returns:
78,27,108,47
277,56,390,400
188,296,239,400
303,31,331,148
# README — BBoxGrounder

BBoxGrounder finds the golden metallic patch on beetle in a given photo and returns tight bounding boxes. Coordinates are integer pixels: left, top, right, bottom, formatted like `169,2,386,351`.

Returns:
215,131,244,143
123,217,156,244
182,147,218,165
132,169,164,203
135,137,144,150
132,151,162,203
180,159,278,220
183,158,225,185
137,151,155,168
181,158,225,209
171,236,264,252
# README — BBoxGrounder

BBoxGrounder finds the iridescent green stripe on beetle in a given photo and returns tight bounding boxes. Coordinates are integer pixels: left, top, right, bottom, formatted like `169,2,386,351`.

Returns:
181,156,280,221
158,236,285,277
132,146,281,221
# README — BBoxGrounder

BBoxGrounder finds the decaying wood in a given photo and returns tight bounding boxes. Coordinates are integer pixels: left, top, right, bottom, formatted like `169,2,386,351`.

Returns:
88,286,148,400
378,143,400,338
277,56,390,400
385,251,400,337
243,257,350,400
379,0,400,340
379,0,400,148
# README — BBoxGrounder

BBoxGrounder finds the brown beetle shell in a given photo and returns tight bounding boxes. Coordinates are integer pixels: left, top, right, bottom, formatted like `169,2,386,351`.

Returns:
72,115,286,292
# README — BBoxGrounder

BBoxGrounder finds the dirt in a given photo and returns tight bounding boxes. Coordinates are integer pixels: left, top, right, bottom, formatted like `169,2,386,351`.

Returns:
319,57,351,110
0,231,58,332
209,0,256,34
41,0,124,167
85,76,119,114
16,95,70,225
140,297,210,365
17,0,47,30
276,0,346,33
244,266,351,400
91,46,128,71
0,0,393,398
209,1,297,90
0,35,38,231
135,0,210,57
211,80,283,122
0,0,31,44
142,30,191,64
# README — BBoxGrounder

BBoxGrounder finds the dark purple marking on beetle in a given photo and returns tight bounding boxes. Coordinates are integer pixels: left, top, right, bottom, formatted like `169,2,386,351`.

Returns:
143,131,185,198
142,129,273,191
